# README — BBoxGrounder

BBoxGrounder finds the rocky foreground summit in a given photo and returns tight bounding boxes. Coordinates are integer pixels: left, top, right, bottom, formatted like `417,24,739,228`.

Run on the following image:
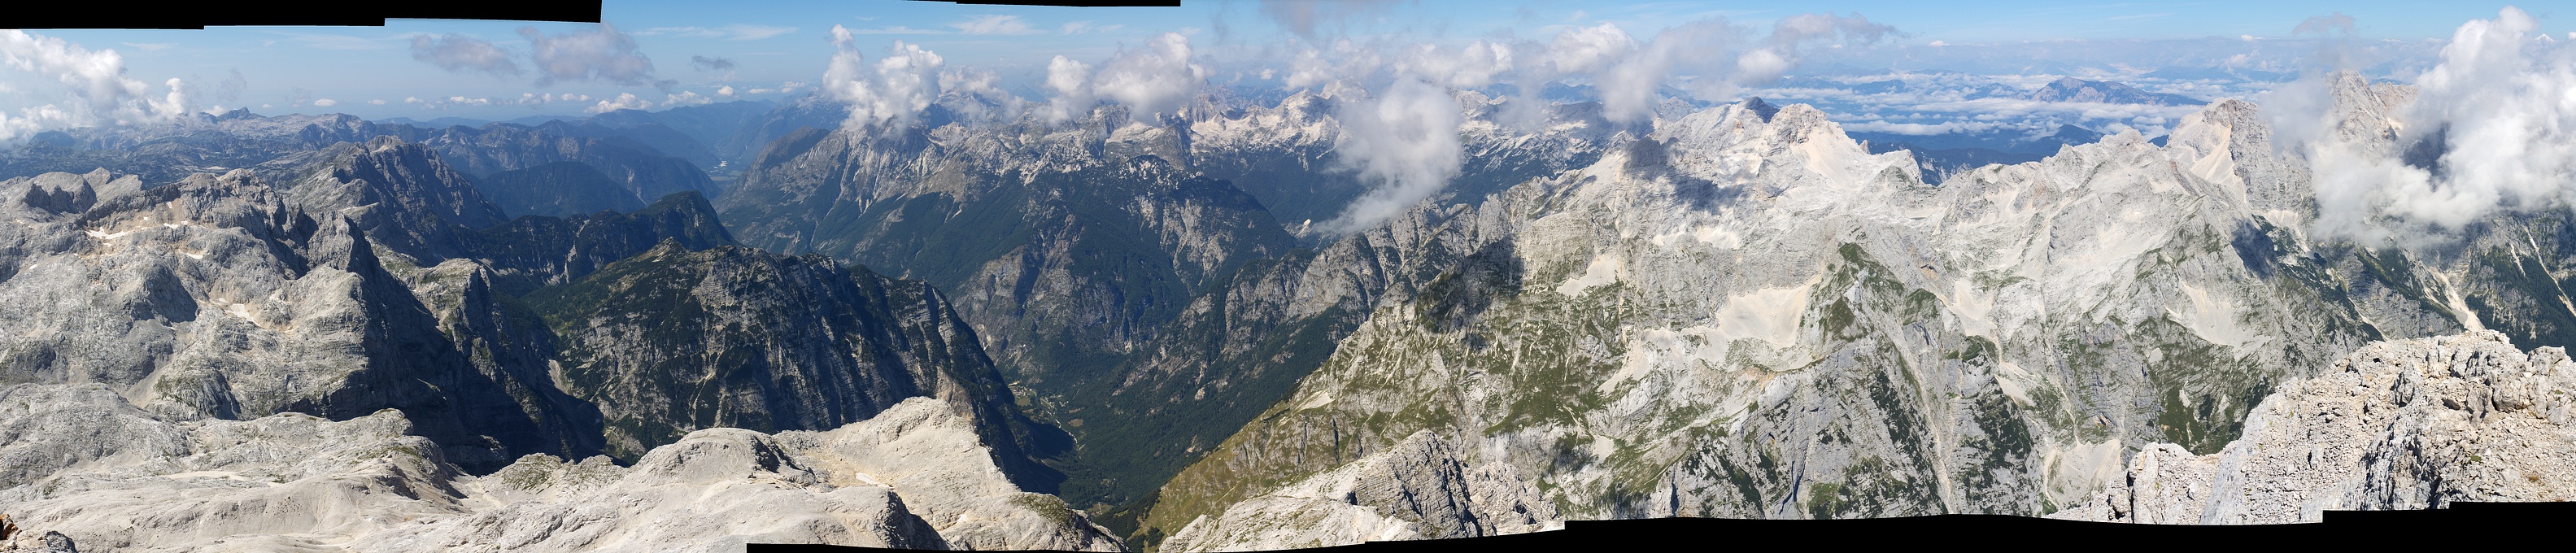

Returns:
0,385,1118,551
2051,330,2576,523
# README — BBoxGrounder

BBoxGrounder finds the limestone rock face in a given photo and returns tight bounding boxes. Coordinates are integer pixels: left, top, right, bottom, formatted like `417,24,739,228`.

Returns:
1137,73,2552,540
0,385,1118,552
2049,331,2576,523
521,242,1047,472
0,383,472,552
1160,432,1555,552
0,143,1015,477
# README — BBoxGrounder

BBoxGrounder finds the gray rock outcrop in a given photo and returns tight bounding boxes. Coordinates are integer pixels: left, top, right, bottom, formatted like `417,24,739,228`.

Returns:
0,385,1119,551
2049,330,2576,523
1160,431,1555,551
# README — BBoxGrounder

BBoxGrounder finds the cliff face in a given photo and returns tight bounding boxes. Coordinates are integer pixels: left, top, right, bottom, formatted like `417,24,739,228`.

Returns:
709,90,1622,523
0,135,1050,483
1130,75,2552,546
0,165,583,469
522,242,1054,482
0,106,1092,549
2049,330,2576,523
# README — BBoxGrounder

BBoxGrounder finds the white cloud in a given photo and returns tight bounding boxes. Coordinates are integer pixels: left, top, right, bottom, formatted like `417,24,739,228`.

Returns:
664,90,712,107
0,30,194,140
2282,7,2576,241
952,15,1043,36
312,98,338,107
941,67,1023,121
1086,33,1206,124
520,23,672,89
411,34,521,76
587,92,652,113
1543,24,1636,75
1325,77,1464,233
824,25,946,131
1043,55,1095,122
1397,40,1514,88
717,85,737,97
1041,33,1206,124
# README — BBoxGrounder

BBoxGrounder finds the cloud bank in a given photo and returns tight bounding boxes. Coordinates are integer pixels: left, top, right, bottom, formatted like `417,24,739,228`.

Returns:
0,30,194,140
825,25,947,132
1323,77,1464,233
2284,7,2576,242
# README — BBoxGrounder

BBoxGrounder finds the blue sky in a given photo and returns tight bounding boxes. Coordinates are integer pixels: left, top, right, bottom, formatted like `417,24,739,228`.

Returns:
2,1,2566,121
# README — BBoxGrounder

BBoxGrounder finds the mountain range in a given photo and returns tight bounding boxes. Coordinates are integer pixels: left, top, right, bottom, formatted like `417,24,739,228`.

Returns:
4,72,2573,552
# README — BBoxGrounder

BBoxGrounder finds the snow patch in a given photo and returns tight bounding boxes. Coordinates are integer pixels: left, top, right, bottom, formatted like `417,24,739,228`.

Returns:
1555,251,1626,296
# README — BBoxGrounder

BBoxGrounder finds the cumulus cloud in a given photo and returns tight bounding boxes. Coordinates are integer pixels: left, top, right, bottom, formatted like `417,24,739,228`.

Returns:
1542,24,1637,75
0,30,194,140
2286,7,2576,242
1042,55,1096,122
411,34,521,76
1397,40,1514,89
1046,32,1206,125
521,24,673,90
1325,77,1464,233
824,25,946,132
941,67,1024,121
691,55,735,72
312,98,338,107
1596,20,1743,122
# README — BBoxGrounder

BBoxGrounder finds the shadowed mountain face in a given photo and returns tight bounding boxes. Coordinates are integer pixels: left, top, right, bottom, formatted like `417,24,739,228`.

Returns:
707,89,1622,528
12,66,2576,553
415,123,719,204
522,243,1059,482
0,130,1055,484
476,161,649,218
